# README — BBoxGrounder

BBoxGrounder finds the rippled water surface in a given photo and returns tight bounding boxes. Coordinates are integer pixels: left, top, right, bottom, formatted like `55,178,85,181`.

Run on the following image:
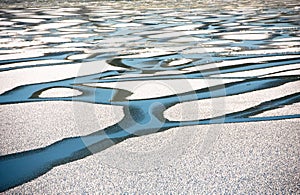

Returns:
0,0,299,192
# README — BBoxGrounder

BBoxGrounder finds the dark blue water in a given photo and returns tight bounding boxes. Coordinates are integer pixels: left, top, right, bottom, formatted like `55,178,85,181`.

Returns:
0,0,300,192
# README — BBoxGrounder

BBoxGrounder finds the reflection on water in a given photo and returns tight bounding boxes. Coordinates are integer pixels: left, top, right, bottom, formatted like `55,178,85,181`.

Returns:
0,0,299,192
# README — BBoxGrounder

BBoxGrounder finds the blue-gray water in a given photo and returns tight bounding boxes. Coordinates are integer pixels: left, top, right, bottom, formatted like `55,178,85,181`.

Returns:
0,0,299,192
